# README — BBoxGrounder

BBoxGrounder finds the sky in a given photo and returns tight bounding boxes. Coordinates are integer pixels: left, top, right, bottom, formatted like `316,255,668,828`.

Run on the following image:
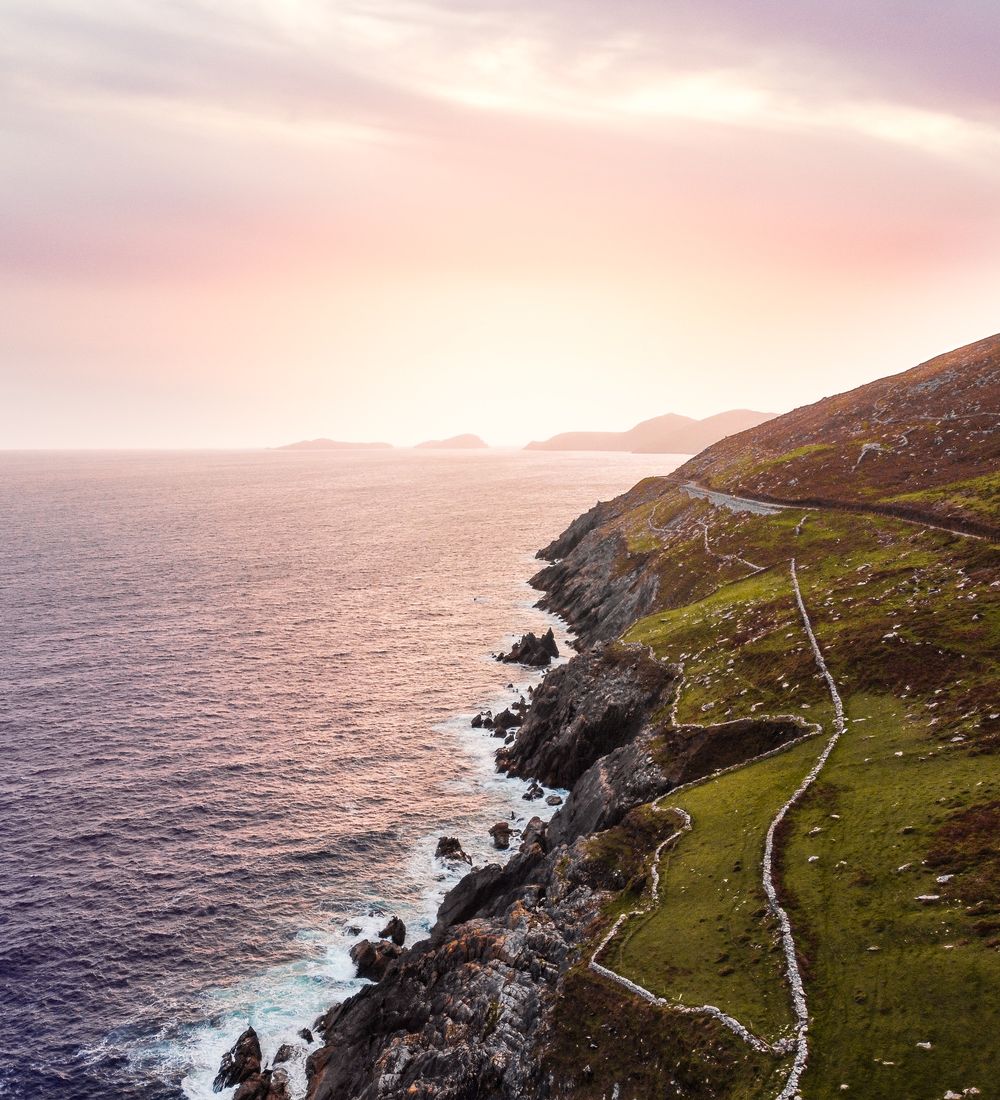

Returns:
2,1,999,448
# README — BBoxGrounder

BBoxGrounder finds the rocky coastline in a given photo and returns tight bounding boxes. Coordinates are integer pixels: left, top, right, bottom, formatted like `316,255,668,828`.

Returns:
213,499,809,1100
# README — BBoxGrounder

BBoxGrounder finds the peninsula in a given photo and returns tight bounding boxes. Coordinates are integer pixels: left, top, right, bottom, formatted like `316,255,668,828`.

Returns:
226,333,1000,1100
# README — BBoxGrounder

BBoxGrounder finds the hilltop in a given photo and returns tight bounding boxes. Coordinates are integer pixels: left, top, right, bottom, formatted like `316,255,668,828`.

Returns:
242,334,999,1100
415,434,489,449
526,409,775,455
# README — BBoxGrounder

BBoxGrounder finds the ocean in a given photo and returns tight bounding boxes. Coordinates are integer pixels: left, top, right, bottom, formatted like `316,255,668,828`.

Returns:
0,448,682,1098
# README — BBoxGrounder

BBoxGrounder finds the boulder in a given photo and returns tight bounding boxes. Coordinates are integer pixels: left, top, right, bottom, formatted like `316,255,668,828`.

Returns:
298,1027,314,1044
435,836,472,864
378,915,406,946
493,708,520,731
214,1026,262,1093
272,1045,294,1066
471,710,493,729
349,938,404,981
489,821,512,850
522,782,544,802
233,1069,289,1100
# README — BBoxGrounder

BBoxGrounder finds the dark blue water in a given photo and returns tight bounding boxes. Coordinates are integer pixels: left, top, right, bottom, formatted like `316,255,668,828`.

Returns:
0,449,681,1098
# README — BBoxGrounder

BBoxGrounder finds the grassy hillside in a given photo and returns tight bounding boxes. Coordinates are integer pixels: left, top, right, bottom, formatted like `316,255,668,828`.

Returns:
679,334,1000,530
537,337,1000,1099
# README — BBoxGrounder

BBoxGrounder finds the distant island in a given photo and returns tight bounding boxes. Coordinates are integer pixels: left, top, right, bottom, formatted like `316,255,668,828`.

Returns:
276,438,393,451
415,434,488,449
525,409,774,454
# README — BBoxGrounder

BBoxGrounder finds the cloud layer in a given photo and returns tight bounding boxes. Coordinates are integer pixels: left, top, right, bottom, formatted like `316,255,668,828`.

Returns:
2,1,999,446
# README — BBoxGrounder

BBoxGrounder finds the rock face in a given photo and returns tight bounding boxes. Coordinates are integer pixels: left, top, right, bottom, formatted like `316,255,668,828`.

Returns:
496,628,560,667
349,938,405,982
496,642,677,789
307,838,600,1100
214,1026,262,1092
531,480,672,647
378,915,407,946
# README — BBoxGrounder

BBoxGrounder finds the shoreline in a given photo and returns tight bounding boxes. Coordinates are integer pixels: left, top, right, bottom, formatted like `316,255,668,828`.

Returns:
174,576,571,1100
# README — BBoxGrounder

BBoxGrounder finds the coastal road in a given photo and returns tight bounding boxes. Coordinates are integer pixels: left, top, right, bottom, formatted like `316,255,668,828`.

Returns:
678,480,995,542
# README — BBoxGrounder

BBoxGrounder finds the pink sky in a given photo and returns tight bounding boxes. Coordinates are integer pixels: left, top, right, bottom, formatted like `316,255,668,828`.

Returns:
2,1,999,448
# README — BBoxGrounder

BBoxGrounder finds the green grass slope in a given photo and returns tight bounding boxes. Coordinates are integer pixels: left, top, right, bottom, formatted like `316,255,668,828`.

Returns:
545,467,999,1098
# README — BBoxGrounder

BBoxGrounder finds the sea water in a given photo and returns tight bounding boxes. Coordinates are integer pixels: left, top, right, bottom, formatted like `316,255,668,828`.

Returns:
0,448,683,1098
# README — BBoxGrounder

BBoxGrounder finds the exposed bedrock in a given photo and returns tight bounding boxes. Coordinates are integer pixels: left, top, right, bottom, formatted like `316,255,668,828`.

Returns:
495,628,560,666
305,626,810,1100
532,478,672,647
495,643,678,789
307,840,601,1100
532,531,660,648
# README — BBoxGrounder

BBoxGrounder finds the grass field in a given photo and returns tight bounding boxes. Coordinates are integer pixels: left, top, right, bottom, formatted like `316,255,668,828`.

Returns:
575,493,1000,1098
606,735,827,1043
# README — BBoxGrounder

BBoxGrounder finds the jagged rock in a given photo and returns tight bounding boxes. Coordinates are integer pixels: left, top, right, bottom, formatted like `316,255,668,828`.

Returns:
489,821,512,849
435,836,472,864
522,782,544,801
349,938,404,981
272,1045,294,1065
378,915,406,946
497,643,677,789
213,1026,262,1093
519,816,546,854
496,629,559,667
298,1027,314,1043
471,710,493,729
493,707,520,731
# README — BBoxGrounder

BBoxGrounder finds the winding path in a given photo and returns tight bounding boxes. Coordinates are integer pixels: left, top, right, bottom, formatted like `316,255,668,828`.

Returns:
589,557,847,1099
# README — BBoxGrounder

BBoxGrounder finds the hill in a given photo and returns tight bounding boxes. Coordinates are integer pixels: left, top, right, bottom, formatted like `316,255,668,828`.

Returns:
276,438,392,451
415,434,489,449
680,333,1000,530
526,409,775,454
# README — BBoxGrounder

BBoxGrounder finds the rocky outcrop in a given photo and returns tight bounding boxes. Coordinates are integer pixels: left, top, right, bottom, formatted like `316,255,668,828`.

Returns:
378,915,407,946
435,836,472,864
496,643,678,789
492,707,521,732
489,821,512,849
532,479,672,647
307,839,601,1100
214,1026,262,1092
349,938,405,982
305,621,813,1100
496,629,560,666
